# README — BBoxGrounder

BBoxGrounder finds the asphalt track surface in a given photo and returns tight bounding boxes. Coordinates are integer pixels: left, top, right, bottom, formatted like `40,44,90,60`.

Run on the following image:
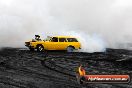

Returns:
0,48,132,88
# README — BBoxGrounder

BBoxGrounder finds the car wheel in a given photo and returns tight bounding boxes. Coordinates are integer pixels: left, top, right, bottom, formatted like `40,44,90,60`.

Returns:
67,46,74,52
37,45,44,52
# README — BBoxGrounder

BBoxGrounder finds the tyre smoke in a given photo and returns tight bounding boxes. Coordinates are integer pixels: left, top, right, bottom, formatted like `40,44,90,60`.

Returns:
0,0,132,52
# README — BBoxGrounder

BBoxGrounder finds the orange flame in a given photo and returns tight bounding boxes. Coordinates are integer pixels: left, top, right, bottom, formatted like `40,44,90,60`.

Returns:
78,65,86,76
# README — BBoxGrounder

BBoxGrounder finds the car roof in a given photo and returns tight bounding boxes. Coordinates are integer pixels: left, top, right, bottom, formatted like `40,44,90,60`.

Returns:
53,36,76,38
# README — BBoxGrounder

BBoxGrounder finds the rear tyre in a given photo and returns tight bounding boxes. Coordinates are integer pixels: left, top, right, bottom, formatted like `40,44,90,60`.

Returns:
67,46,74,52
37,45,44,52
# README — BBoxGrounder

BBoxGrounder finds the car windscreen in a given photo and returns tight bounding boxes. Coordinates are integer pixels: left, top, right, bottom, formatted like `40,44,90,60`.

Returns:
67,38,78,42
51,37,58,42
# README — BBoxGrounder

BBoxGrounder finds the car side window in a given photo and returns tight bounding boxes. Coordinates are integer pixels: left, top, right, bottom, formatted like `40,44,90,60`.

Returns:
59,38,67,42
51,37,58,42
67,38,78,42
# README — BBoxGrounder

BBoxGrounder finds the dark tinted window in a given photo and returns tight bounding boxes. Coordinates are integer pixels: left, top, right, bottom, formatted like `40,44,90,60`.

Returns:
59,38,67,42
67,38,78,42
51,37,58,42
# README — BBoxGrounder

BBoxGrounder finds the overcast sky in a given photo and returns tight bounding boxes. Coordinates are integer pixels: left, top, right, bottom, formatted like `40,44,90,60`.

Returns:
0,0,132,51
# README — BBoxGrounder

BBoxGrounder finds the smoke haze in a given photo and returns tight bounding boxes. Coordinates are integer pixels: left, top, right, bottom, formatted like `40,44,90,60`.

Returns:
0,0,132,52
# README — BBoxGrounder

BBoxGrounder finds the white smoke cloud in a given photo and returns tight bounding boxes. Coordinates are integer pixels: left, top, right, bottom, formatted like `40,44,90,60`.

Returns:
0,0,132,52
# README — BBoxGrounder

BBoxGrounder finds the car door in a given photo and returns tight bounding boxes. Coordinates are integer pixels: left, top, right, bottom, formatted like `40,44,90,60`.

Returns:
58,38,68,50
45,37,59,50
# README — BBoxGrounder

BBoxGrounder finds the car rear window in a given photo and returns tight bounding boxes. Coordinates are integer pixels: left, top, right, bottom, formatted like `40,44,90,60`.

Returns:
59,38,67,42
67,38,78,42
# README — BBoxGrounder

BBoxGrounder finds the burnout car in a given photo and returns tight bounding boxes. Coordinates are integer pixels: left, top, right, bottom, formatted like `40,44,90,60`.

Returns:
25,35,81,52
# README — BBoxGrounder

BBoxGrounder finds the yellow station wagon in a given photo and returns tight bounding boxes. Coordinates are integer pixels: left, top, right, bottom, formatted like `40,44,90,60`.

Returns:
25,35,81,52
